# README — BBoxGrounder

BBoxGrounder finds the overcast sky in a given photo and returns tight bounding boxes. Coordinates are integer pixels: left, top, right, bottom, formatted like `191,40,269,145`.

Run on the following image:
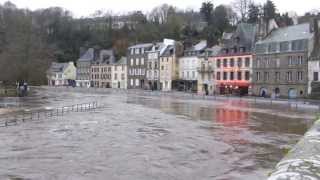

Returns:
1,0,319,17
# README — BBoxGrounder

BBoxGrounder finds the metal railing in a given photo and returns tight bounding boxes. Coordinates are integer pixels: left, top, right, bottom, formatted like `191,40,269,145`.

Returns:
0,101,98,127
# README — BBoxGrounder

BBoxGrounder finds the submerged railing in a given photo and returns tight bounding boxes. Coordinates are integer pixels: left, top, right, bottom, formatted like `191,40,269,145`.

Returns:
0,101,98,127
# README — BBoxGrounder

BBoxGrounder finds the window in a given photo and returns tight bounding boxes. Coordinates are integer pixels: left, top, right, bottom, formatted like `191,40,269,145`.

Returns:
130,48,134,55
121,73,125,80
288,56,293,65
141,58,144,65
115,66,118,71
314,72,319,81
230,59,235,67
223,72,227,80
280,41,289,52
217,72,221,80
217,59,221,68
275,72,280,82
245,58,250,67
223,59,228,67
135,79,139,86
192,71,195,78
130,79,134,86
286,72,293,81
297,71,303,81
276,59,280,68
161,66,164,70
230,72,234,80
141,69,145,75
187,71,189,79
237,58,242,67
264,72,269,81
268,43,277,52
297,56,303,65
155,62,158,69
237,71,242,80
149,62,152,69
130,59,134,66
114,73,118,80
245,71,250,81
135,48,140,54
256,72,261,81
136,58,139,65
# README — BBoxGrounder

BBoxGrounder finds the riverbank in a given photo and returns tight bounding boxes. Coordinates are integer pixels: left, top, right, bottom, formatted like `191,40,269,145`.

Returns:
268,119,320,180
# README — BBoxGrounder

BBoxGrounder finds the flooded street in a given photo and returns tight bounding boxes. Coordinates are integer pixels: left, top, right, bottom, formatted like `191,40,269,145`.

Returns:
0,88,317,180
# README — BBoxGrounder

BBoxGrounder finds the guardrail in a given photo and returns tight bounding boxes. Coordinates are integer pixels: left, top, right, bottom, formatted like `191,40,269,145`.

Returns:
0,101,98,127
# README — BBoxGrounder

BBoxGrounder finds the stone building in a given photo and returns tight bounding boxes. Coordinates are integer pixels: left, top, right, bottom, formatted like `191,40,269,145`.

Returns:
308,19,320,98
146,43,164,90
178,40,207,92
197,46,221,95
127,43,153,89
253,22,314,98
76,48,97,87
90,50,116,88
47,62,76,86
212,23,257,95
111,57,127,89
159,40,184,91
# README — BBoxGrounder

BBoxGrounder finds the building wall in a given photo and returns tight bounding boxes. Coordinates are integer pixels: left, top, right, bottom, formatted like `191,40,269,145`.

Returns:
308,60,320,94
179,56,200,81
76,61,91,87
252,52,308,98
112,64,127,89
63,62,77,80
127,49,148,89
197,58,214,95
212,54,253,94
146,51,160,90
160,56,178,91
90,64,112,88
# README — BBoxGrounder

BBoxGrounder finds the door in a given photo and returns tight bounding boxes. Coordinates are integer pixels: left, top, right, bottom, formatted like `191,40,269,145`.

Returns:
288,88,297,99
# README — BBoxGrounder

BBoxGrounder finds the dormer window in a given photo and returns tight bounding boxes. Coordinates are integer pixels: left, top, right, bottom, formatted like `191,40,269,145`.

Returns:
235,37,240,43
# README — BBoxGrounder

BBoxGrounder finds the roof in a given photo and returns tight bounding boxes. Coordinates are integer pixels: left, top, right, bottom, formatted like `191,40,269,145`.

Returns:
207,46,222,56
116,57,127,65
48,62,70,73
78,48,95,62
185,40,207,52
256,23,313,44
96,50,116,64
129,43,153,49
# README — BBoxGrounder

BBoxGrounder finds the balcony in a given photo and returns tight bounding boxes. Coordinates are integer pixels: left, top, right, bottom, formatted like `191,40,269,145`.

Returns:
197,66,214,73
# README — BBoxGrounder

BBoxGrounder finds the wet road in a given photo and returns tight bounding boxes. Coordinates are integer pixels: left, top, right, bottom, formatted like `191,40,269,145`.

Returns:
0,88,317,180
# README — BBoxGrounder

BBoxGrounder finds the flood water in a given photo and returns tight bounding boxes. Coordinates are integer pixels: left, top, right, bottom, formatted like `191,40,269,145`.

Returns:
0,87,317,180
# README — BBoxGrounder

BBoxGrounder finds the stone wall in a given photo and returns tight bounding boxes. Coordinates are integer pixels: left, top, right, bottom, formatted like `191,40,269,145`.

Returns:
268,119,320,180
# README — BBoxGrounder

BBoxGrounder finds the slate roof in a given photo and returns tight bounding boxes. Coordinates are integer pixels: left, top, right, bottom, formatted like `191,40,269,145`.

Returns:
256,23,313,44
78,48,95,62
96,49,116,64
185,40,207,52
207,45,222,56
48,62,70,73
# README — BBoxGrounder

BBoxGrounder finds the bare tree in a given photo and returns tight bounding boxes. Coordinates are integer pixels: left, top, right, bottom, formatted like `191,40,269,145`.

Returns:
232,0,252,22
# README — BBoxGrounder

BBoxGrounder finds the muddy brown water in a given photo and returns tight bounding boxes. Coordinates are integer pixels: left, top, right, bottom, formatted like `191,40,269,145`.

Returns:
0,88,317,180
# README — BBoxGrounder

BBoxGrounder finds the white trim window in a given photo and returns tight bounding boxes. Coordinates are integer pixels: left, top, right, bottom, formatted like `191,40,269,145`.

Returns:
136,79,140,86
